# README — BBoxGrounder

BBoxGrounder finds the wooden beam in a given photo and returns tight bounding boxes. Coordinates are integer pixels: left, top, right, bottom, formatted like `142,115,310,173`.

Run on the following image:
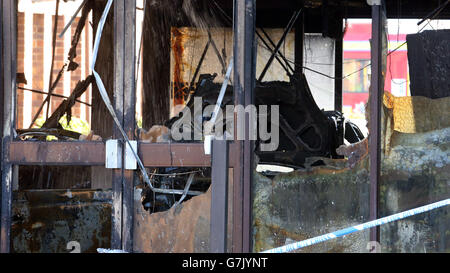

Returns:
111,0,126,251
110,0,137,252
91,0,114,196
8,142,238,167
110,0,124,250
141,142,236,167
9,142,105,165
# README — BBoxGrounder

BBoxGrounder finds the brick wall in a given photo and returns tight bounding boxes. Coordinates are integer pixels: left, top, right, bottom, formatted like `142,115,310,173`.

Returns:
50,14,65,116
71,17,82,118
16,11,91,130
32,13,44,123
17,12,24,129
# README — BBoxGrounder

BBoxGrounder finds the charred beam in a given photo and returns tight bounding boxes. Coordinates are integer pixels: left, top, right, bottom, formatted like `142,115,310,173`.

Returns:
9,141,105,166
41,75,94,129
8,142,239,168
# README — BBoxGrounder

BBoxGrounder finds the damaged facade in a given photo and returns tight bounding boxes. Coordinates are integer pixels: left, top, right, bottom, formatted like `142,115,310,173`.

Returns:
1,0,449,253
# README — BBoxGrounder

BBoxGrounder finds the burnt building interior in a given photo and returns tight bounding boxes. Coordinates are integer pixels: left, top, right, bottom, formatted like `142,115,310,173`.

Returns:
0,0,449,253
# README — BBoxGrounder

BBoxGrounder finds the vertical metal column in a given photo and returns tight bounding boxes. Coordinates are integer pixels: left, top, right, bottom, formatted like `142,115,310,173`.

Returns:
1,0,17,253
0,0,2,144
112,0,136,252
121,0,136,252
210,140,229,253
369,0,384,244
334,18,343,112
232,0,256,253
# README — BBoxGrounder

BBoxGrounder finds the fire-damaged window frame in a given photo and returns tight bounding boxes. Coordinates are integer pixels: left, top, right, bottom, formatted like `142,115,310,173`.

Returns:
4,0,447,253
0,0,237,253
0,0,385,254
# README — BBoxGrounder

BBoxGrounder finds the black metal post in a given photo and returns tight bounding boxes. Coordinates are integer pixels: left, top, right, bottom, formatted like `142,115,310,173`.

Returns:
334,19,343,112
369,1,384,244
210,140,229,253
233,0,256,253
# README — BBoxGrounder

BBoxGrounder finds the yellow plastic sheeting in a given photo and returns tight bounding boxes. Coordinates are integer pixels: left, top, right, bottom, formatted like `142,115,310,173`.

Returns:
383,92,450,133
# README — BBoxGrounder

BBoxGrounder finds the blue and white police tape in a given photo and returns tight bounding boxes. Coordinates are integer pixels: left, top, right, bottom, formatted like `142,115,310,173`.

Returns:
261,198,450,253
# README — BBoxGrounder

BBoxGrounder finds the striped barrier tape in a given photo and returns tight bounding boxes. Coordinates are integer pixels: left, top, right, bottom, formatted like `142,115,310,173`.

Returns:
261,198,450,253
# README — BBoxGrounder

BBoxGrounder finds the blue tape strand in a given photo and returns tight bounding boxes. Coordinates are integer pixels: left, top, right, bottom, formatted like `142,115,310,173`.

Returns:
261,198,450,253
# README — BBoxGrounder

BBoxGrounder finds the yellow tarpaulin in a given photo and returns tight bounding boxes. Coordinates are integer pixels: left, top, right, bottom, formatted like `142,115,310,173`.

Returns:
383,92,450,133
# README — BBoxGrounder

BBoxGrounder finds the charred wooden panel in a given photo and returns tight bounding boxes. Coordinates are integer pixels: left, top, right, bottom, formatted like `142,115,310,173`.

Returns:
134,188,212,253
11,189,111,253
92,0,115,138
407,30,450,99
141,1,172,129
133,169,234,253
18,166,91,190
9,141,105,166
91,1,115,191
